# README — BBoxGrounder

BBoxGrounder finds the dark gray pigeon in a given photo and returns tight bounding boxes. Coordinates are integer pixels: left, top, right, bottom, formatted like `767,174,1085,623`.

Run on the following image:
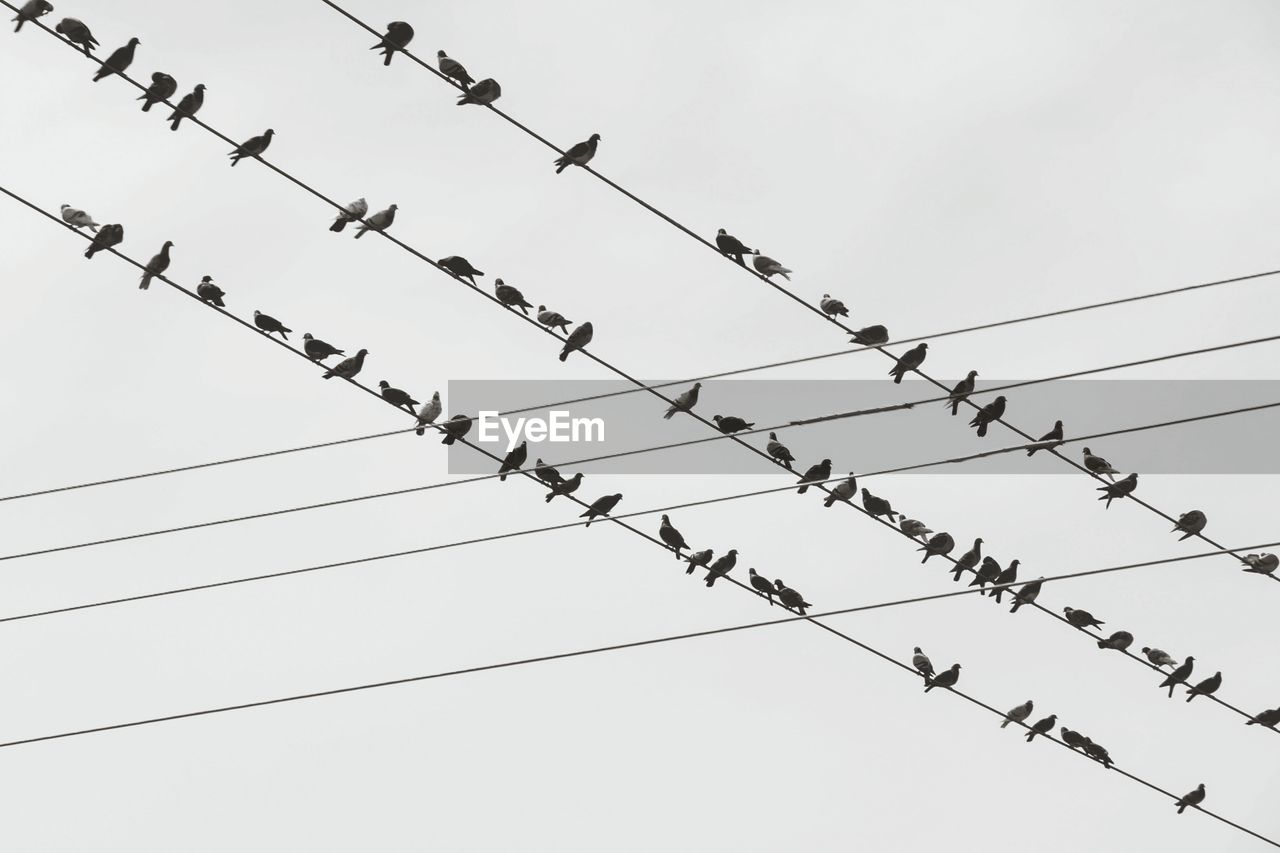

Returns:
715,229,752,266
545,471,583,502
1082,447,1119,481
1097,473,1138,508
860,488,898,520
1185,672,1222,703
1083,739,1113,769
138,241,172,290
195,275,225,307
1027,420,1064,456
824,474,857,508
494,279,533,314
749,568,775,603
1160,656,1195,698
889,343,927,383
439,255,484,285
951,538,983,582
12,0,53,33
253,310,290,340
685,549,713,576
55,17,97,53
302,333,344,361
705,550,738,587
819,294,849,318
924,663,960,693
354,204,397,238
537,305,572,333
849,325,889,346
1247,708,1280,728
1175,784,1205,815
1097,631,1134,651
457,78,501,106
229,129,274,167
533,458,563,486
437,50,474,88
1009,578,1043,613
440,413,472,444
322,348,369,380
379,380,419,413
713,415,755,434
968,396,1006,437
1242,553,1279,575
1063,607,1104,629
766,433,795,469
918,532,955,563
83,223,123,259
498,441,527,481
137,72,176,111
1172,510,1206,540
554,134,601,173
92,37,139,82
664,383,702,419
774,579,811,614
371,21,414,65
946,370,978,415
989,559,1020,603
559,322,593,362
912,647,934,681
969,557,1001,593
659,514,689,559
1060,728,1087,751
796,459,831,494
580,493,622,526
1025,714,1056,742
167,83,205,131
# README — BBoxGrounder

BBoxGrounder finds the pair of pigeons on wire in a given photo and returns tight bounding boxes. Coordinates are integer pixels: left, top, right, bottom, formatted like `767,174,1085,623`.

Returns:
503,455,618,527
368,22,502,107
713,227,798,286
813,292,891,346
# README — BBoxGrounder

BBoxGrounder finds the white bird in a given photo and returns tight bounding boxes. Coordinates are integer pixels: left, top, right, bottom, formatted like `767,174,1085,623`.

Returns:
899,519,933,541
415,391,442,436
819,294,848,317
457,78,501,106
752,251,792,280
330,197,368,233
60,204,99,232
1082,447,1119,482
354,204,397,238
437,50,474,88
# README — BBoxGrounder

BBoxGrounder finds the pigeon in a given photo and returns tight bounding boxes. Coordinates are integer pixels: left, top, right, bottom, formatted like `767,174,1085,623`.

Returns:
705,550,738,587
322,348,369,380
968,396,1006,437
924,663,960,693
849,325,890,346
888,343,928,384
537,306,572,333
533,458,562,485
946,370,978,415
371,21,414,65
137,72,177,111
766,433,795,469
664,383,702,419
253,310,291,340
559,322,593,362
415,392,443,435
751,251,792,280
989,559,1021,603
437,50,474,88
12,0,53,33
439,255,484,285
912,647,935,681
498,441,527,481
580,493,622,527
951,538,983,582
167,83,205,131
554,134,601,173
1082,447,1119,482
685,549,713,576
457,78,501,106
1172,510,1207,540
749,568,775,603
545,471,583,502
969,557,1001,593
1175,784,1205,815
824,474,858,508
713,415,755,434
1009,578,1043,613
83,223,123,259
1026,420,1064,456
1186,672,1222,703
195,275,225,307
440,413,473,445
228,129,274,167
658,514,689,559
91,37,139,82
1159,657,1195,698
1063,607,1104,629
494,279,533,314
1083,740,1114,769
1097,473,1138,509
1060,728,1088,751
60,204,99,232
1097,631,1134,651
918,532,955,563
774,579,811,614
796,459,831,494
860,488,898,520
55,17,97,53
819,294,849,318
378,380,419,413
302,333,344,362
1241,553,1279,575
1001,700,1034,728
138,241,173,290
354,204,397,238
1025,714,1056,742
714,229,752,266
900,519,933,541
1142,647,1178,668
1247,708,1280,728
330,198,368,233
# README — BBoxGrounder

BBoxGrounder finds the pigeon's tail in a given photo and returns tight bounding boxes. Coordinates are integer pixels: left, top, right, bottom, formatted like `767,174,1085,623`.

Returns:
892,371,904,385
84,246,96,259
499,472,508,482
210,296,225,308
330,218,349,233
823,495,836,508
1000,719,1012,729
354,228,368,239
559,348,570,362
1177,804,1188,815
705,575,717,588
977,422,989,438
139,274,152,290
662,408,675,420
169,116,182,131
990,590,1004,603
555,158,570,174
91,68,108,82
13,17,24,33
229,154,241,167
797,484,810,495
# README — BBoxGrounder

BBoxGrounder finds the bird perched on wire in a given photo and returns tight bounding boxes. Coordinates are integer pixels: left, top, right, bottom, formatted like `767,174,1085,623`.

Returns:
989,559,1020,603
330,198,368,233
888,343,928,384
1247,708,1280,728
951,538,982,582
167,83,205,131
1141,647,1178,668
537,306,572,334
1172,510,1207,540
92,37,139,82
378,380,419,413
819,294,849,318
371,21,414,65
1241,553,1279,575
1027,420,1064,456
354,204,397,238
436,50,474,88
580,493,622,527
1097,631,1133,651
1009,578,1043,613
860,488,898,520
912,647,934,681
1159,656,1195,698
137,72,177,111
751,251,792,280
544,471,583,502
968,396,1006,438
766,433,795,469
1020,714,1054,743
1097,473,1138,509
659,515,689,559
439,255,484,285
195,275,225,307
457,78,501,106
252,310,291,340
796,459,831,495
705,550,738,587
714,229,752,266
498,441,527,481
494,279,533,315
918,532,955,563
559,322,593,362
60,204,99,231
228,129,274,167
970,557,1001,594
302,333,344,362
84,223,123,259
533,458,562,486
55,17,98,53
554,134,601,173
439,413,472,445
12,0,53,32
1059,728,1088,751
664,382,702,419
749,568,775,603
1001,700,1034,729
1185,672,1222,703
824,474,858,508
946,370,978,415
1082,447,1119,481
849,325,890,346
685,549,713,576
1063,607,1104,629
1082,739,1113,769
774,579,811,614
322,348,369,380
1175,784,1205,815
138,241,173,290
712,415,755,434
415,392,442,435
924,663,960,693
900,519,933,542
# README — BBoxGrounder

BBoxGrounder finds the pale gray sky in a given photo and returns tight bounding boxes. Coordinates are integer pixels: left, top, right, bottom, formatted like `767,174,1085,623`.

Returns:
2,1,1279,850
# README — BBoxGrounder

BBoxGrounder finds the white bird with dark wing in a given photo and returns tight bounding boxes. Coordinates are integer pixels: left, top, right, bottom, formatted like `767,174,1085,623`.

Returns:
751,250,792,280
60,204,99,232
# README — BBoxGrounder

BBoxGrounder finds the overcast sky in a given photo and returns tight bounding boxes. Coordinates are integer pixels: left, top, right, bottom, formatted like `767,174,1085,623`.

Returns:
2,1,1279,850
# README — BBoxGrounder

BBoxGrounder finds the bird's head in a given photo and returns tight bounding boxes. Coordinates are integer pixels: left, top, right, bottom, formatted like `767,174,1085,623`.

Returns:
303,333,313,340
378,380,390,389
432,391,441,401
437,50,447,57
129,37,140,46
661,514,670,523
773,579,785,589
195,84,206,92
163,240,174,248
952,664,962,671
494,278,504,286
264,129,276,137
357,349,369,356
717,228,727,235
388,204,398,211
913,646,923,653
821,458,831,466
537,304,547,311
726,549,738,556
589,133,601,142
968,369,978,378
692,382,702,389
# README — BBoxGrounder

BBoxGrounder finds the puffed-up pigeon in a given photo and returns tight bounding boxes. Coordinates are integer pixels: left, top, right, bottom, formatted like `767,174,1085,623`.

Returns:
440,413,473,445
919,532,955,563
12,0,53,33
457,78,501,106
1097,631,1134,651
1172,510,1207,540
559,322,593,362
849,325,890,346
195,275,225,307
330,198,368,233
1241,553,1279,575
55,17,97,53
1097,473,1138,509
371,21,414,65
968,396,1006,438
138,72,177,111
